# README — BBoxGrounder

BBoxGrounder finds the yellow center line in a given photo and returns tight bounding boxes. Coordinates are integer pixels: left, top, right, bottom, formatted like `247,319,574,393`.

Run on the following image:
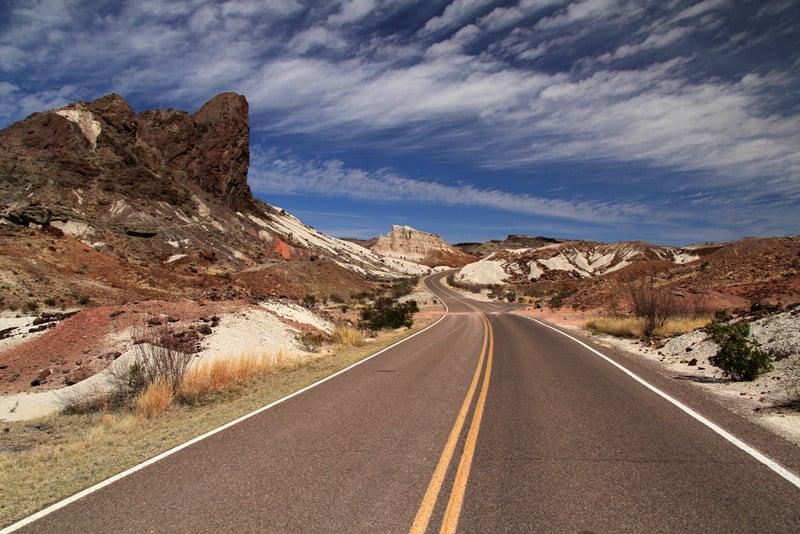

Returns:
439,313,493,534
409,298,494,534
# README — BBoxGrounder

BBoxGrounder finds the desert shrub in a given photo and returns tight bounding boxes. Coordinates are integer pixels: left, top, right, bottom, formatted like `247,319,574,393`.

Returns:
59,383,115,414
124,321,193,395
707,321,772,381
361,297,418,330
391,277,419,298
296,331,326,352
627,282,683,339
585,317,643,338
585,315,712,339
784,358,800,409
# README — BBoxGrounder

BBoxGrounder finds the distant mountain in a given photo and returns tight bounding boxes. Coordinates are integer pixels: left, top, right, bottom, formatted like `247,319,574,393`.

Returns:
454,235,564,257
369,225,477,268
453,237,800,312
456,241,701,285
0,93,425,310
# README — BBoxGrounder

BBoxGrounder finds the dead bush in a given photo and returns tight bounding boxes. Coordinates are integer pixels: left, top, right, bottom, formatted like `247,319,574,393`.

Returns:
626,281,683,339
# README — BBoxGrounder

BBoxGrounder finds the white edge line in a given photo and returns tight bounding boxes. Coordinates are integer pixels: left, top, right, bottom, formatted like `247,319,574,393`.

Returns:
2,305,449,533
527,317,800,490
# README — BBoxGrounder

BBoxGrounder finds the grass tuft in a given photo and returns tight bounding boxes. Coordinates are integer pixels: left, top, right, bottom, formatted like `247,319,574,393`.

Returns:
331,326,366,347
135,379,174,419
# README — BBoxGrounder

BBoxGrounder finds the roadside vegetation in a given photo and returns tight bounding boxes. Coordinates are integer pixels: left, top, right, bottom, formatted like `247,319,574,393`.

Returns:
585,280,713,341
584,315,711,339
706,320,772,381
0,310,435,528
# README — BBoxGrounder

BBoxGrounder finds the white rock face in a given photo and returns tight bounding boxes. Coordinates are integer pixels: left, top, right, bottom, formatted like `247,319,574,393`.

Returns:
55,108,102,149
455,260,508,285
372,224,460,263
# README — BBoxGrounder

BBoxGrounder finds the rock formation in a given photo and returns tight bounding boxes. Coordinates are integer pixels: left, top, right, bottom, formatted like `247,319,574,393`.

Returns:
371,225,476,267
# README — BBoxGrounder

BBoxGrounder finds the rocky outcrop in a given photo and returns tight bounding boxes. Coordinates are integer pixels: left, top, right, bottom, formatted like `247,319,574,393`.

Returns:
0,92,252,212
372,225,476,267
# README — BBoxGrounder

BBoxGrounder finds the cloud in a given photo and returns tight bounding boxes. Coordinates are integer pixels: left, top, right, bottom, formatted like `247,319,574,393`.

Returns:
672,0,727,22
535,0,621,29
422,0,494,33
327,0,377,25
599,26,692,61
249,152,645,224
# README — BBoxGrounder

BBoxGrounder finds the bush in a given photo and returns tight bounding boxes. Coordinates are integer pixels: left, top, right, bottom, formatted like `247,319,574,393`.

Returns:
361,297,418,329
707,321,772,381
391,277,419,298
121,321,193,396
627,282,680,339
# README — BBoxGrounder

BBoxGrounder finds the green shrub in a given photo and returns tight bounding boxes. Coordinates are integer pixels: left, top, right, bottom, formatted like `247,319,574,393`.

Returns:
361,297,418,330
707,321,772,381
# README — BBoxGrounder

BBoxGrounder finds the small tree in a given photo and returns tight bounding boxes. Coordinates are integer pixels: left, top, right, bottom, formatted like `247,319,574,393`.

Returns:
707,321,772,381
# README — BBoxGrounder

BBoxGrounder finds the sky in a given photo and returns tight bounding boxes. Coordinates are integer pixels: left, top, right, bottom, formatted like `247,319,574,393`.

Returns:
1,1,799,245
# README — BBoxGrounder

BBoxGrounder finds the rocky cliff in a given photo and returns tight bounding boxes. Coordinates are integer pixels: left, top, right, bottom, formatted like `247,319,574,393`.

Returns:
371,225,476,267
0,93,423,310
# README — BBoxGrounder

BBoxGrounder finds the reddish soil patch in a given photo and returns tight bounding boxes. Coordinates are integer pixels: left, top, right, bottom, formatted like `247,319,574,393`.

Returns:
0,300,244,396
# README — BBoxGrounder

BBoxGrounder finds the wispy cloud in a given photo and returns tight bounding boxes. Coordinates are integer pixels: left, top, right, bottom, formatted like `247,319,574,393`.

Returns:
249,151,646,224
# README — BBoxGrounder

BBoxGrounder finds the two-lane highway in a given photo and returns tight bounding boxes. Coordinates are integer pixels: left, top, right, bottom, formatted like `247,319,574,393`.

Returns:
7,273,800,532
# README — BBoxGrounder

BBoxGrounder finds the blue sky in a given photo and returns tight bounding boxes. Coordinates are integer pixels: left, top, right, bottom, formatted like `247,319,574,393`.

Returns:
2,1,799,245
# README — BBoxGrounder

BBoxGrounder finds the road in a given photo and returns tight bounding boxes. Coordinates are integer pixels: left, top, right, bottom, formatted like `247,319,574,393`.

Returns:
8,273,800,533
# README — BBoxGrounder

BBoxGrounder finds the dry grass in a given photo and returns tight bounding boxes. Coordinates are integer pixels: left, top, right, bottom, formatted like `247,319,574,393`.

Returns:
177,351,291,403
135,380,174,419
331,326,366,347
0,319,438,529
585,315,712,339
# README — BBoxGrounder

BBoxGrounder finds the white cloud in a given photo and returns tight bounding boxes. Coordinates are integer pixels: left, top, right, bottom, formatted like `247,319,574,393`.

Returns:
289,26,349,54
599,26,692,61
757,0,795,17
249,152,643,223
423,0,494,33
479,0,564,31
535,0,620,28
327,0,377,25
672,0,727,22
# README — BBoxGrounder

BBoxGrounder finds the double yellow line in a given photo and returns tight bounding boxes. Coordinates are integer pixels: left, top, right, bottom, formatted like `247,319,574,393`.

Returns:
410,308,494,534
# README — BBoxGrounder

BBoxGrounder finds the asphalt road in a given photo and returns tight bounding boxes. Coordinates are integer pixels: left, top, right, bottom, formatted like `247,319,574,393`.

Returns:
8,274,800,533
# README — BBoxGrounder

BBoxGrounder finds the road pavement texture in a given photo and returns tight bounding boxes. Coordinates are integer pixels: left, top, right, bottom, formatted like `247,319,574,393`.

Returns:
6,274,800,533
